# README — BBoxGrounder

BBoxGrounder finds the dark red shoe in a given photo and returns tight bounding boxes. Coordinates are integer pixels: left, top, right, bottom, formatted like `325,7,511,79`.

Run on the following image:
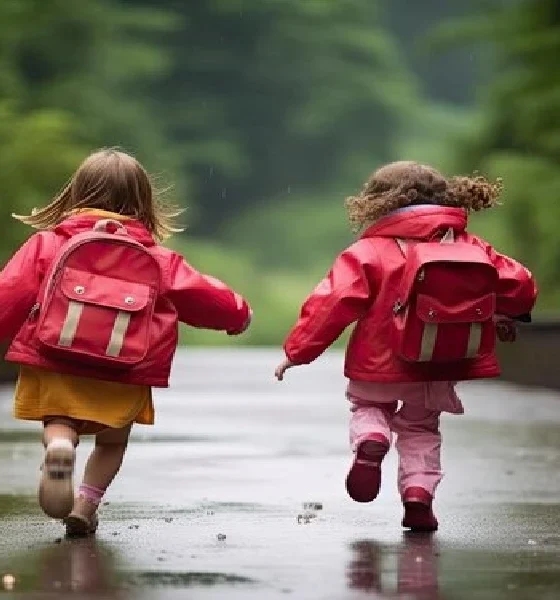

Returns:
346,435,389,503
402,487,438,532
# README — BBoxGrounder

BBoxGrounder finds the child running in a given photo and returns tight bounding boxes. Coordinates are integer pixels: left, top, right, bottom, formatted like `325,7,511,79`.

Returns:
0,149,251,536
275,161,537,532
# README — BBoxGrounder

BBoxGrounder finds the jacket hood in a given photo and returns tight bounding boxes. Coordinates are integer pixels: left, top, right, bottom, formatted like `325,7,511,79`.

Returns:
361,205,468,241
53,213,156,247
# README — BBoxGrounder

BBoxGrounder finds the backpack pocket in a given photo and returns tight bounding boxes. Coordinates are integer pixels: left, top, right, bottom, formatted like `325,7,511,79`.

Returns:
37,267,155,367
394,292,496,363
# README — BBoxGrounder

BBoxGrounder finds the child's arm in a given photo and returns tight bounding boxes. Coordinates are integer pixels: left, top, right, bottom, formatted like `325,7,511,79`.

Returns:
483,244,538,318
277,244,374,378
0,234,48,340
166,252,251,334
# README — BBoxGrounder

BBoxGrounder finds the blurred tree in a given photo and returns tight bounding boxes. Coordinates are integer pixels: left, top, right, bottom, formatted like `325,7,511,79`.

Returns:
0,0,183,262
121,0,417,233
448,0,560,310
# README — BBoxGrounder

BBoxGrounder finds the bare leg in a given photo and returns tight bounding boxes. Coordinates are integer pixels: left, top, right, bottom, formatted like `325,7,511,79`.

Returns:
71,424,132,522
43,419,79,448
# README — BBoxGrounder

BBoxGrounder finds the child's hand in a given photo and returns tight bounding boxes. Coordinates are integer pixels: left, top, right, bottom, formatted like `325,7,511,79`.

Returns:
275,358,296,381
495,317,517,343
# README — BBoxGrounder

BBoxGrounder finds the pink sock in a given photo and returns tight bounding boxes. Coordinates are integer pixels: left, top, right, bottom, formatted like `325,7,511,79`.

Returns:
78,484,106,506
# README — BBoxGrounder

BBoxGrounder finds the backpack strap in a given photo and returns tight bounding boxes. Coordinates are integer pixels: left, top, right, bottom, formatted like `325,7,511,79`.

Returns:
440,227,455,244
395,227,454,255
395,238,407,256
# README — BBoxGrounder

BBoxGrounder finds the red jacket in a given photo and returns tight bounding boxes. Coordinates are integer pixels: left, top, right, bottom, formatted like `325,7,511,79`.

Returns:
0,215,250,387
284,206,537,383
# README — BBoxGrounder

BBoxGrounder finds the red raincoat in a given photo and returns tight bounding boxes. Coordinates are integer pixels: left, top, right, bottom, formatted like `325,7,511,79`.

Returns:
0,215,250,387
284,206,537,383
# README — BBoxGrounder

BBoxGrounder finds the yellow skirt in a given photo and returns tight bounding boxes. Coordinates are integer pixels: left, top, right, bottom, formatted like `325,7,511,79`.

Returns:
14,367,154,433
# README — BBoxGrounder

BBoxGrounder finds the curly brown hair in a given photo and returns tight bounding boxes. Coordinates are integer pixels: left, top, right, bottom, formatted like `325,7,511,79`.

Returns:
13,149,183,240
345,161,503,232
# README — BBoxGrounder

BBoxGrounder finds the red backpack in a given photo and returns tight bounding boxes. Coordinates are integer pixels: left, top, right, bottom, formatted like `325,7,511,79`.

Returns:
392,229,499,363
32,219,162,369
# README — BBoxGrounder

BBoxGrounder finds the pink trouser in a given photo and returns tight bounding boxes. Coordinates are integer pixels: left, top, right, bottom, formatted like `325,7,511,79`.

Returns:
349,391,443,498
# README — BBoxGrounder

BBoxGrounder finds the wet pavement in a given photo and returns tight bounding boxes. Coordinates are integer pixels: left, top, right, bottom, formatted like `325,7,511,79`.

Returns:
1,349,560,599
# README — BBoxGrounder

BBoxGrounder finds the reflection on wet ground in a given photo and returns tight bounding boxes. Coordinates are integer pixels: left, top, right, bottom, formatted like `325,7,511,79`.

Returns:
348,535,441,598
2,350,560,599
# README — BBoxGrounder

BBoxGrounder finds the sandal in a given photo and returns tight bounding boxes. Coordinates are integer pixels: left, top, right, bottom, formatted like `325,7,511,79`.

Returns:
64,512,99,537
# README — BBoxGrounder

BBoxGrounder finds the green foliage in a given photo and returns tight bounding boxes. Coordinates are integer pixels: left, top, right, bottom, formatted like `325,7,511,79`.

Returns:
123,0,417,230
167,237,317,346
0,0,557,350
0,0,185,261
0,104,85,262
451,0,560,311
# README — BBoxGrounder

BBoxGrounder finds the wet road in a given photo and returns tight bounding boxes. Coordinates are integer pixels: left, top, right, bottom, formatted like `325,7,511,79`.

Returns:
1,349,560,599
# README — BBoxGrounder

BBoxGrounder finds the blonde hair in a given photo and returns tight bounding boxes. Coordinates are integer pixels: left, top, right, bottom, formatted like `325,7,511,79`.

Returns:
13,149,183,240
345,160,503,232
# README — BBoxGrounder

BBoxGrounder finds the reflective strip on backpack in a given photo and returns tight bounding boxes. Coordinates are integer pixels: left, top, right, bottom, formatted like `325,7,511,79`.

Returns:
466,323,482,358
58,301,84,347
106,311,131,357
419,323,438,361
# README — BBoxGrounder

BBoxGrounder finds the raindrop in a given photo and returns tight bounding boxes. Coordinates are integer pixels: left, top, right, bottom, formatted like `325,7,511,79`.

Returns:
415,556,423,563
221,188,227,199
528,539,537,546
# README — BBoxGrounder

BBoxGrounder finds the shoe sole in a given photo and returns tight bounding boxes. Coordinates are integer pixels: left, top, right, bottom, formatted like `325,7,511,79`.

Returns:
39,445,75,519
64,514,97,537
346,440,388,503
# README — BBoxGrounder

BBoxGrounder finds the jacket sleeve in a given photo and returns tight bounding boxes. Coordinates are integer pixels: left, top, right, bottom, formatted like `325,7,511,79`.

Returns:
481,241,538,318
0,233,49,340
284,245,374,365
166,252,251,332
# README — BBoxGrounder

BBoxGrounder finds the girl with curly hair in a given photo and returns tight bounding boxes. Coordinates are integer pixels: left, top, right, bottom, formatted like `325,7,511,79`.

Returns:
275,161,537,532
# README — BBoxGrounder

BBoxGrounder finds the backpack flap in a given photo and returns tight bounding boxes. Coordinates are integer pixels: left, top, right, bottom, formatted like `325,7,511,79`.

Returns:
60,268,150,312
416,292,496,324
395,242,497,312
